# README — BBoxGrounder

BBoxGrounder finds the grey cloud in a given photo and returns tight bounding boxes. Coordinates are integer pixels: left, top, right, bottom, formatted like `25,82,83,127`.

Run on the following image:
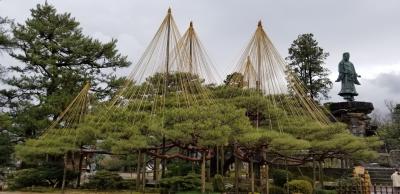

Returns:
1,0,400,113
369,72,400,94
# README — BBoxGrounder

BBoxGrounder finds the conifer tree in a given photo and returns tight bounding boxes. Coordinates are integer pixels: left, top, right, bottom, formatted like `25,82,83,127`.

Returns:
1,3,130,137
286,33,331,100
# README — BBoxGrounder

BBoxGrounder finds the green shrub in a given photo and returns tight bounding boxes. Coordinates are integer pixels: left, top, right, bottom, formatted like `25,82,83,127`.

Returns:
315,189,337,194
269,185,286,194
8,166,76,189
296,175,313,185
212,174,224,192
285,180,313,194
237,182,251,192
98,156,125,171
82,170,127,190
160,173,201,192
272,169,293,187
166,160,198,177
337,177,361,186
0,133,12,166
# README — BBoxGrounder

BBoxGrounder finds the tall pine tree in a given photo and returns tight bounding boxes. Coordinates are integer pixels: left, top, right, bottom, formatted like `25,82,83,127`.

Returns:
286,33,331,100
1,3,130,137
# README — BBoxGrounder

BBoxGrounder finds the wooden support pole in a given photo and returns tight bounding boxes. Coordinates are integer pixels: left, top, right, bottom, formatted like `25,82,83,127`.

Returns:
234,146,240,194
201,152,206,193
319,161,324,188
250,158,254,194
136,150,141,190
142,153,146,192
76,150,83,188
221,146,225,176
61,153,67,194
313,156,316,190
266,164,269,194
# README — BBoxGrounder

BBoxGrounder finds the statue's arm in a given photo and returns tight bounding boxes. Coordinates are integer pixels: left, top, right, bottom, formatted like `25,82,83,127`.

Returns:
352,62,361,85
335,62,344,82
354,76,361,85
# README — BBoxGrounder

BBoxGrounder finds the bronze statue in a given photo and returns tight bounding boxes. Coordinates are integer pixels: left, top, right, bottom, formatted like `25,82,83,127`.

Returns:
335,52,360,101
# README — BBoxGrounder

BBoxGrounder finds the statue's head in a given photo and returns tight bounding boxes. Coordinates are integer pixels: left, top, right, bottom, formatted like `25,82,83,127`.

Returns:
343,52,350,61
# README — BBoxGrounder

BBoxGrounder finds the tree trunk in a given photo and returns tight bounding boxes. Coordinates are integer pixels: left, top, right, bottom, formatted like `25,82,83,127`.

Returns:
207,158,211,181
313,157,316,190
250,159,254,194
234,148,239,194
319,161,324,188
221,146,225,176
136,150,141,190
142,153,146,192
201,152,206,193
285,156,289,194
266,164,270,194
76,151,84,188
216,146,219,175
61,153,68,194
161,137,166,178
153,150,160,181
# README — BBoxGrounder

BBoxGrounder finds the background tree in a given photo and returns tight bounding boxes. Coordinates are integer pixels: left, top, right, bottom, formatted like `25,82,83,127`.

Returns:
0,113,14,166
0,16,14,51
0,15,16,167
378,102,400,151
0,3,130,137
286,33,331,100
224,72,245,88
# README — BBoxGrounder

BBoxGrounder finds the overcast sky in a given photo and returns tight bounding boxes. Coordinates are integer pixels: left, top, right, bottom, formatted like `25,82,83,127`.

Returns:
1,0,399,115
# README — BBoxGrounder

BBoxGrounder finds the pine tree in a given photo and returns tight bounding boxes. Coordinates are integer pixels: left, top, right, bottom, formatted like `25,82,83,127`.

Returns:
1,3,130,137
286,33,331,100
0,16,14,51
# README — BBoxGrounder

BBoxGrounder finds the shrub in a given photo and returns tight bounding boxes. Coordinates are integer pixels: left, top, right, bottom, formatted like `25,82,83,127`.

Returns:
296,175,313,185
82,170,127,190
166,159,197,177
285,180,313,194
98,156,125,171
315,189,337,194
160,173,201,192
8,166,76,189
212,174,224,192
337,177,361,187
272,169,293,187
269,185,286,194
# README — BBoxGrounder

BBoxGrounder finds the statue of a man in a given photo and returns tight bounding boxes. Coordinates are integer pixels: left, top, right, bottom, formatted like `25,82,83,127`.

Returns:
335,52,360,101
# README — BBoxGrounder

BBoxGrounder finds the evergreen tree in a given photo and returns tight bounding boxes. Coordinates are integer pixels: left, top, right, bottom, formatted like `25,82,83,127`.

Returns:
286,33,331,100
0,114,13,166
1,3,130,137
0,16,14,51
379,103,400,151
224,72,245,88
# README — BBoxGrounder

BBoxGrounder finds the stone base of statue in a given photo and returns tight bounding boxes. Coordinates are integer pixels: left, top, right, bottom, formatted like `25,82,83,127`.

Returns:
328,101,377,137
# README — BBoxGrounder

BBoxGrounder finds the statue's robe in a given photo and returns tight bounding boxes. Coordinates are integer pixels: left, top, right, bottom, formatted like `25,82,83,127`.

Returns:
337,60,360,97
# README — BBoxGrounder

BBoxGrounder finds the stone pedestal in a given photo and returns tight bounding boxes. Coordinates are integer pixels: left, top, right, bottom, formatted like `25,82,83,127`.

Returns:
328,101,377,137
